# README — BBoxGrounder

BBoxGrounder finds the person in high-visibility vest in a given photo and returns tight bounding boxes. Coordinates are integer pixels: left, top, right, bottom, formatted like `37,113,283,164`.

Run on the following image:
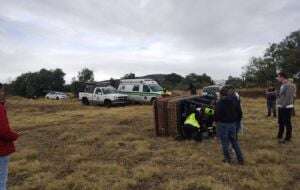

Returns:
182,107,202,141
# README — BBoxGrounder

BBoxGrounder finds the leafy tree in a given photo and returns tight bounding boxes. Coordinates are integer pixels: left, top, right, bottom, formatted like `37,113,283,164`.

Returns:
78,68,94,82
178,73,214,89
243,30,300,87
162,73,184,89
10,69,65,97
122,73,135,79
226,76,244,88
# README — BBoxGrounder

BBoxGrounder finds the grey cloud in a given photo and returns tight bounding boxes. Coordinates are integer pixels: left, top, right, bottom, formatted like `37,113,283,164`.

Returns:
0,0,299,83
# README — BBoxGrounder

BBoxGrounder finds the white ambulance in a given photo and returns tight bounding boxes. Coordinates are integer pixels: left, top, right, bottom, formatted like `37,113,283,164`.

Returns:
118,79,164,104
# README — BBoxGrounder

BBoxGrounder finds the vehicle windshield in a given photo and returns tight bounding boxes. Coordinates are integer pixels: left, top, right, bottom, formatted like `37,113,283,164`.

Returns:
102,88,117,94
149,84,163,92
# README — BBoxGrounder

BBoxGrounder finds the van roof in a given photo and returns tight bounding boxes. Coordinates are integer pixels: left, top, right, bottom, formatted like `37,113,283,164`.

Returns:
120,79,157,84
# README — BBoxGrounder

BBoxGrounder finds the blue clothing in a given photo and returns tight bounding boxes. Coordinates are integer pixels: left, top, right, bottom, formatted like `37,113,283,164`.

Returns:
235,121,242,133
217,122,244,162
0,156,8,190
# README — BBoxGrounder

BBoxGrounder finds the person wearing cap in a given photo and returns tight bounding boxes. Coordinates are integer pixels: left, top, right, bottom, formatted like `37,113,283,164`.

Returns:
215,86,244,164
277,73,295,143
0,83,19,190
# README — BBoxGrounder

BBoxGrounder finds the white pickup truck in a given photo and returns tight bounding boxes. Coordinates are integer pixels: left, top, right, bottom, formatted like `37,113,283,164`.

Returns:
79,86,128,107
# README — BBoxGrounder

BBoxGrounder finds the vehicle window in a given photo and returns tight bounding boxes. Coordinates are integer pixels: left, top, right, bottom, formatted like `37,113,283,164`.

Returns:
143,85,150,92
102,88,117,94
95,89,102,94
149,84,163,92
132,85,140,92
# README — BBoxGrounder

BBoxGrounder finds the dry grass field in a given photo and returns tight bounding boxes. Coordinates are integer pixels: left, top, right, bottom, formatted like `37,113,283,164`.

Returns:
4,97,300,190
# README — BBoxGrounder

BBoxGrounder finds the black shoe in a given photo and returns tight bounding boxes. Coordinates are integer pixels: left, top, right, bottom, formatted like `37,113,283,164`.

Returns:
238,160,245,165
278,139,286,144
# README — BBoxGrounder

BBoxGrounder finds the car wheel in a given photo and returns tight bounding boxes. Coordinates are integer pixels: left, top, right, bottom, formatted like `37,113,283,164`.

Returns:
104,100,112,108
82,98,89,105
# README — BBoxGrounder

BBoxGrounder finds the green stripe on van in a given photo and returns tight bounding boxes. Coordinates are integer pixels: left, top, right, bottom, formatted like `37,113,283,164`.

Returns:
120,91,161,96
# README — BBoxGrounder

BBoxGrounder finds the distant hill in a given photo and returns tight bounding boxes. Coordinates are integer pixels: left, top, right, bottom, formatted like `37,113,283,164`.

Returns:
137,74,167,84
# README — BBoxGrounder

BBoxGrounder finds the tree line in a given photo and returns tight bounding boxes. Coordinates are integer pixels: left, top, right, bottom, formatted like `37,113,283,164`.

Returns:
6,68,214,98
226,30,300,88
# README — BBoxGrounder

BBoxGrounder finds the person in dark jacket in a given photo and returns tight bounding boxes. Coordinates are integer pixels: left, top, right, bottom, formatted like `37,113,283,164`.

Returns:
215,86,244,165
0,83,19,190
226,85,242,135
265,87,277,117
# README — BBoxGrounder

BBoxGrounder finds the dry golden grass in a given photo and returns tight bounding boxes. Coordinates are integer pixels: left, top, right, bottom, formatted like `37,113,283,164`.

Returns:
4,96,300,190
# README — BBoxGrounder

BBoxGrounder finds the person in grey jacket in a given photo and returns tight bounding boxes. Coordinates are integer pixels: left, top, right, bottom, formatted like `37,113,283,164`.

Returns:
276,72,295,143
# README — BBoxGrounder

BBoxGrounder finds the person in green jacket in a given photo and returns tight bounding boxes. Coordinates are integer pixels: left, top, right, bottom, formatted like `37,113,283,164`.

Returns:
181,106,203,141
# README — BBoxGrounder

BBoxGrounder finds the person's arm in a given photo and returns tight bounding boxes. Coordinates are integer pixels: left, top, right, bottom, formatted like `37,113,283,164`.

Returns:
214,102,222,122
0,107,19,142
236,101,243,121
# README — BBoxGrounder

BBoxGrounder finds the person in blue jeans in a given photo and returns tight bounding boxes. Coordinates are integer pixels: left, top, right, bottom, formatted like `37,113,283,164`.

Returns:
0,83,19,190
0,157,9,190
215,86,244,165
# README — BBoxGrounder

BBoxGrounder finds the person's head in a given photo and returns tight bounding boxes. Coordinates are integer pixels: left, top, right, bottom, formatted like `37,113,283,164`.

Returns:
277,72,288,83
226,85,235,96
220,86,229,98
0,83,5,103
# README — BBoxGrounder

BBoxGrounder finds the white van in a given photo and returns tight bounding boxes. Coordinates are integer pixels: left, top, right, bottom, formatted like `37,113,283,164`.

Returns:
118,79,164,103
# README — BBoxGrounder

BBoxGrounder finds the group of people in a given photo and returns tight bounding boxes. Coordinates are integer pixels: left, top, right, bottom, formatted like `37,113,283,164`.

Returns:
181,71,297,165
181,84,244,164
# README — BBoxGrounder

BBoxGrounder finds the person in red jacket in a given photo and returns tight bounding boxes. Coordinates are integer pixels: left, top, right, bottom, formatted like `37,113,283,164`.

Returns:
0,83,19,190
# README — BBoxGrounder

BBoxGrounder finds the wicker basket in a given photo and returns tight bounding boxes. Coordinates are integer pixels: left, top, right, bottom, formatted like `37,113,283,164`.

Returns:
154,95,201,137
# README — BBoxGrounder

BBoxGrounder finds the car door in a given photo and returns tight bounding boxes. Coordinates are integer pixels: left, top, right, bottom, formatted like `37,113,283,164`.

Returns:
94,88,103,104
131,84,141,102
142,85,151,102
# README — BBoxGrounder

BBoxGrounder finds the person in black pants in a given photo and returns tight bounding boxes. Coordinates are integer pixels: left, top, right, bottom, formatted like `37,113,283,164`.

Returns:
276,72,295,143
266,87,277,117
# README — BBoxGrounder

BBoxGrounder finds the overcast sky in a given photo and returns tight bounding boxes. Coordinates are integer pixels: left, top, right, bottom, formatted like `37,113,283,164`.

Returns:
0,0,299,83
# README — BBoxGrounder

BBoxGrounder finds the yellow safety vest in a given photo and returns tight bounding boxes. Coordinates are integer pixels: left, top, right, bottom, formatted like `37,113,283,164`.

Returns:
184,113,200,128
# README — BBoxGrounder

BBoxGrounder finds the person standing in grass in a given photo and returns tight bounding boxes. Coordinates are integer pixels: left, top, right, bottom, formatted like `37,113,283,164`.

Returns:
226,85,242,135
289,78,297,116
0,83,19,190
215,86,244,165
276,73,295,143
265,87,277,117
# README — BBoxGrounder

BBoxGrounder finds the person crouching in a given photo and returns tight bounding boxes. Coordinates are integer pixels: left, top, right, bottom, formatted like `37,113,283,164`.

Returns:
181,106,202,141
215,86,244,165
